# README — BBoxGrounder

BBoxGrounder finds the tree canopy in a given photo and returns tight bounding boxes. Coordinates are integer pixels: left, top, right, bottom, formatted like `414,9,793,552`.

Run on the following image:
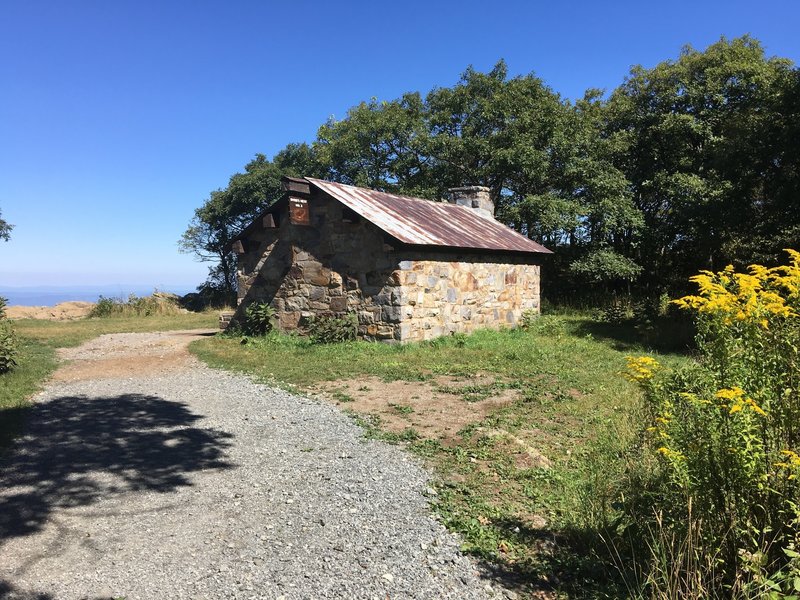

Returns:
182,37,799,300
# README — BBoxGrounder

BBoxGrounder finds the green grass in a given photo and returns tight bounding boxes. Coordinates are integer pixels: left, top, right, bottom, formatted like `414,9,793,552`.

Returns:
0,337,57,451
0,311,219,454
330,388,355,403
192,314,691,597
194,316,686,387
12,311,218,348
388,402,414,415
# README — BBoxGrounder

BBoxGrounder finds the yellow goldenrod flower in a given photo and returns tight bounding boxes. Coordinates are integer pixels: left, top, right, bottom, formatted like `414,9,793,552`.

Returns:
780,450,800,466
674,251,800,323
624,356,660,383
776,450,800,479
747,398,767,416
714,387,767,417
715,387,745,401
657,446,685,462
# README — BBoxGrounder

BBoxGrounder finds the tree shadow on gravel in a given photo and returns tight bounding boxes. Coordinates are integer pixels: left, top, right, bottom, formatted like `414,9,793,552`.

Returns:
0,394,234,543
0,579,54,599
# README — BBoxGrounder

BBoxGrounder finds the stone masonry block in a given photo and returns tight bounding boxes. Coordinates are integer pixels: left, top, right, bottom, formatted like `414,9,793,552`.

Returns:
308,286,325,302
329,296,347,312
382,306,402,323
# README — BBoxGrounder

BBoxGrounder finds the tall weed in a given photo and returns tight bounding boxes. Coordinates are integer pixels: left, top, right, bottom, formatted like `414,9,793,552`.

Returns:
0,320,18,374
0,297,17,374
243,302,276,335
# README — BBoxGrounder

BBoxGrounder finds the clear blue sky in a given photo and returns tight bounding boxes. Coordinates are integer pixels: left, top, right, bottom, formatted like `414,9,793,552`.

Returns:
1,0,798,290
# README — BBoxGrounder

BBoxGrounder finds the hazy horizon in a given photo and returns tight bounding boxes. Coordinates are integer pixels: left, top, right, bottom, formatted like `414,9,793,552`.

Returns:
0,283,198,307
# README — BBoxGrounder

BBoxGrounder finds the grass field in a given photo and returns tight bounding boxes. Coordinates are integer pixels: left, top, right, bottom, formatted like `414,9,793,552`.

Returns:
12,311,218,348
192,314,692,598
0,311,218,453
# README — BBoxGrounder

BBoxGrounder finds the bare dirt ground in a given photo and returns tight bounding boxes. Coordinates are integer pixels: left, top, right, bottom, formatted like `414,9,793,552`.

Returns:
6,301,95,321
309,374,521,442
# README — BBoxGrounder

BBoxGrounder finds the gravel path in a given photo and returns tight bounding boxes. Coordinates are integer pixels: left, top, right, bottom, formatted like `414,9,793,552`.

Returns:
0,331,505,600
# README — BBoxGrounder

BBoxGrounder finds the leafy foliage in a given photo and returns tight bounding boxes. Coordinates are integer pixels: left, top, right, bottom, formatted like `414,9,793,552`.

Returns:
519,308,539,330
306,313,358,344
621,251,800,596
569,248,642,283
0,314,17,374
89,293,183,318
606,36,799,288
243,302,276,335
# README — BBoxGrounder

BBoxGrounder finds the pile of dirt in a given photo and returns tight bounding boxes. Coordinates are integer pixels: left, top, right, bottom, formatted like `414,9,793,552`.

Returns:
6,301,95,321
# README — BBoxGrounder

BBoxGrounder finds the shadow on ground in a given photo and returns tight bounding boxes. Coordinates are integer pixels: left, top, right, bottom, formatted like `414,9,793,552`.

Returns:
0,579,124,600
457,514,633,598
572,317,695,354
0,579,54,599
0,394,234,542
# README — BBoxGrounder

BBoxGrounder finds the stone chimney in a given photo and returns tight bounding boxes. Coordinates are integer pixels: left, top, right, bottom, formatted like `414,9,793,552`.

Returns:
447,186,494,219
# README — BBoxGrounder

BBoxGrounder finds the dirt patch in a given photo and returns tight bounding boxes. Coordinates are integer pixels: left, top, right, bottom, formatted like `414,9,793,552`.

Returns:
6,301,95,321
309,373,520,441
476,427,552,469
52,329,216,382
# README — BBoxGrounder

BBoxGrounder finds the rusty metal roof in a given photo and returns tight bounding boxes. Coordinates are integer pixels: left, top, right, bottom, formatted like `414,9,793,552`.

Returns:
307,178,552,255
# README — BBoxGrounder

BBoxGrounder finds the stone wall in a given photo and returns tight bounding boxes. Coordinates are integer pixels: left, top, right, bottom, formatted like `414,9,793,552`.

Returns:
236,191,403,340
392,255,540,342
235,191,541,343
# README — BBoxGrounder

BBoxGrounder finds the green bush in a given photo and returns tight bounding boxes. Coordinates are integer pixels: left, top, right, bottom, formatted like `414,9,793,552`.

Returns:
243,302,276,335
0,320,18,374
89,293,183,318
307,312,357,344
620,251,800,597
519,308,539,330
0,296,7,320
601,300,630,324
90,296,118,317
569,248,643,283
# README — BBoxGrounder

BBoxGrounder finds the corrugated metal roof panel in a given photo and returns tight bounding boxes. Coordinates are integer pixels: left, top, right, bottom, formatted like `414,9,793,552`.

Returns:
307,178,552,255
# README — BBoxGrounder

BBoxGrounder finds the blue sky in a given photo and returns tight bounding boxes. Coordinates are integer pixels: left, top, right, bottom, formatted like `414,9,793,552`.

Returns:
1,0,798,290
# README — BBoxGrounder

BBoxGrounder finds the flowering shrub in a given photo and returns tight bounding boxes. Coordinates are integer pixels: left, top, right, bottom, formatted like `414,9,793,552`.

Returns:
623,250,800,597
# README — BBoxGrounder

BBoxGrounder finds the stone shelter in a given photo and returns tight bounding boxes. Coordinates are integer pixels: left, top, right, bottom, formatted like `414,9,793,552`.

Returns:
230,176,551,342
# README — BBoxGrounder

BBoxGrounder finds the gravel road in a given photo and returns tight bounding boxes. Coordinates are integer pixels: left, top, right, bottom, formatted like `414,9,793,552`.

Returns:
0,331,506,600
